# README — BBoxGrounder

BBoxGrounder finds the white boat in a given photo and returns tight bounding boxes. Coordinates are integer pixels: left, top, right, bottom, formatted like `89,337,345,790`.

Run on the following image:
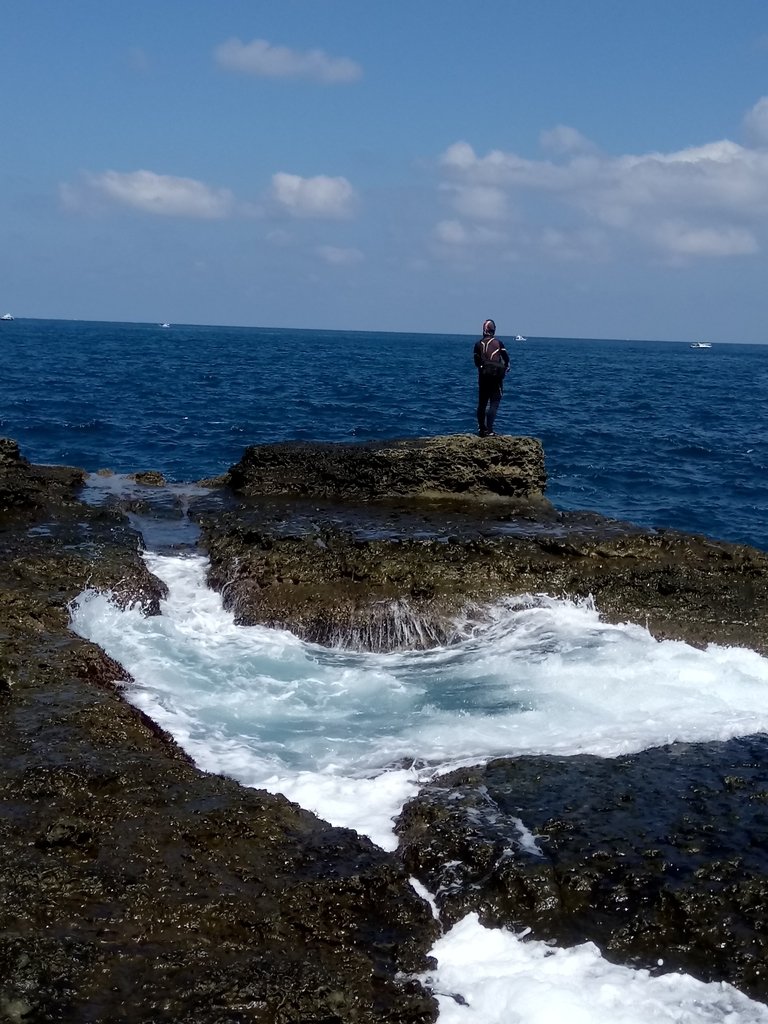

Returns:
160,322,171,328
1,313,14,321
690,341,712,349
514,334,527,342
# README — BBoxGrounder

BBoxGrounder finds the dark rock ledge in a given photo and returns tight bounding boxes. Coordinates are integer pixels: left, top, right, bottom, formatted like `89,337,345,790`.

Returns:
396,738,768,1002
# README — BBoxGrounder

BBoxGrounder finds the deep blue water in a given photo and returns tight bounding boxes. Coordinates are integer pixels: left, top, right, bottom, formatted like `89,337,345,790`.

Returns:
3,318,768,550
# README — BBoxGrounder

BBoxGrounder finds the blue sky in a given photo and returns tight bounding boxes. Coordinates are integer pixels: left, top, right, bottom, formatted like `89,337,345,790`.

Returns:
3,1,768,341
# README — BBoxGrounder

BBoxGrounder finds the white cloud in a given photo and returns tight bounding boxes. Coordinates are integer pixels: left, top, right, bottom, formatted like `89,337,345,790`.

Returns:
434,219,468,245
61,168,360,223
437,113,768,261
316,245,364,265
444,184,508,220
270,172,357,218
441,141,482,172
744,96,768,147
651,221,758,257
433,219,507,247
68,170,234,218
215,37,362,83
539,124,596,155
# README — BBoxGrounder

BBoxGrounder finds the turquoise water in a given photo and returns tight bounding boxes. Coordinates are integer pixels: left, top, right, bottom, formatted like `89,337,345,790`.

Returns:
2,318,767,548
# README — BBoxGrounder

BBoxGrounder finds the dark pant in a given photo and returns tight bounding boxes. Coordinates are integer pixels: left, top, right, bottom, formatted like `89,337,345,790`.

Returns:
477,377,503,435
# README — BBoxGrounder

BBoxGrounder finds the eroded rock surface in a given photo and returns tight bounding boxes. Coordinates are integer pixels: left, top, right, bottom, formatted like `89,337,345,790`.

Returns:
6,432,768,1016
396,738,768,1000
0,439,439,1023
199,496,768,654
0,437,85,513
227,434,547,501
195,436,768,653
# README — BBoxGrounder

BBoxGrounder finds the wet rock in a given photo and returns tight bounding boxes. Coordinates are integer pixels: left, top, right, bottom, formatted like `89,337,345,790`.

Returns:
396,737,768,1000
6,433,768,1017
0,442,441,1022
0,645,440,1021
131,469,166,486
196,472,229,488
226,434,547,501
198,497,768,653
0,436,84,513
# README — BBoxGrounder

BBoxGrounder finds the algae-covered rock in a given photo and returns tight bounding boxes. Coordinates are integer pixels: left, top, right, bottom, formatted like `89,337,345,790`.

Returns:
205,435,768,653
0,437,84,513
0,441,440,1022
6,433,768,1017
227,434,547,500
199,497,768,653
131,469,166,486
396,738,768,1001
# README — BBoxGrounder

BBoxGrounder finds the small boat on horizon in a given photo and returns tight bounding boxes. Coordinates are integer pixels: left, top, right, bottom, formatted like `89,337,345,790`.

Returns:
160,322,171,328
514,334,527,342
690,341,712,349
1,313,14,321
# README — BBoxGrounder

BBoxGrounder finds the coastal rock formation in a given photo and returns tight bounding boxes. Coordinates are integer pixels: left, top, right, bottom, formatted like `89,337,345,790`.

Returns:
396,738,768,1000
0,439,440,1023
200,498,768,654
0,439,165,616
5,434,768,1016
202,436,768,654
227,434,547,501
0,437,85,513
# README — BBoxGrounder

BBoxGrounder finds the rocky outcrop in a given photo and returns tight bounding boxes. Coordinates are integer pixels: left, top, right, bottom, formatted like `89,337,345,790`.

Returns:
226,434,547,501
199,498,768,654
202,435,768,653
131,469,166,486
0,437,84,513
395,737,768,1001
0,439,440,1023
1,653,438,1022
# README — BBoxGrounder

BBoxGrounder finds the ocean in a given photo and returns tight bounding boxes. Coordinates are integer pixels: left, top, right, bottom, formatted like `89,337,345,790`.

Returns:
4,318,768,549
6,319,768,1023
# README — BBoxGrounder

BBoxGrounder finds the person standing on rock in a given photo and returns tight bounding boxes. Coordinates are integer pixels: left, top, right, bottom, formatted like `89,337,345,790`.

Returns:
473,319,509,437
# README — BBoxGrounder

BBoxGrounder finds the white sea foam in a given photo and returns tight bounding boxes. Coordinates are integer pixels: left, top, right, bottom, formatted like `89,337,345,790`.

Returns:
71,552,768,844
69,551,768,1023
422,914,768,1024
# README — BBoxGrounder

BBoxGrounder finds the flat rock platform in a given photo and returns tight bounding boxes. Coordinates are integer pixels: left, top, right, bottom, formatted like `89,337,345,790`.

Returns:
226,434,546,501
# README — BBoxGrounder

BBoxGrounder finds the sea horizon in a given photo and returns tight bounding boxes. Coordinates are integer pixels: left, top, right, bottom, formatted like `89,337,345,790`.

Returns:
3,315,767,347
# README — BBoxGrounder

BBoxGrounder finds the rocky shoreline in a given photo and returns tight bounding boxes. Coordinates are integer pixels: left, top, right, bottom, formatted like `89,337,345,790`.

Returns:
3,434,768,1019
0,440,438,1023
397,738,768,1000
202,435,768,655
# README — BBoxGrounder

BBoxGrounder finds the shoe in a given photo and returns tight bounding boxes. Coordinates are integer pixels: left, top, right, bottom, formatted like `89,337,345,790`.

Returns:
478,430,487,437
485,431,496,437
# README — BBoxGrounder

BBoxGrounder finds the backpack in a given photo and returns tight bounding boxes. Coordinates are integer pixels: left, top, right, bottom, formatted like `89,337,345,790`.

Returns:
478,337,506,380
